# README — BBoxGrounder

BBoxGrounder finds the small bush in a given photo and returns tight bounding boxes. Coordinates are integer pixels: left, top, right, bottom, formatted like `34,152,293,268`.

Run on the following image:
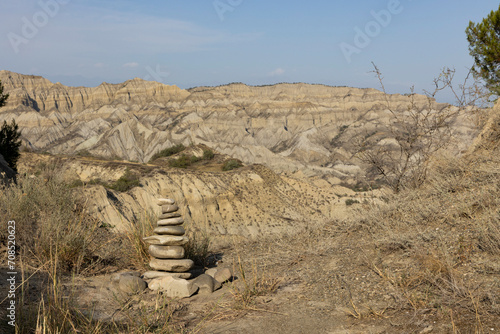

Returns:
149,144,185,162
222,159,243,171
169,152,213,169
108,169,141,192
169,154,192,168
203,149,215,160
345,199,360,206
190,155,202,164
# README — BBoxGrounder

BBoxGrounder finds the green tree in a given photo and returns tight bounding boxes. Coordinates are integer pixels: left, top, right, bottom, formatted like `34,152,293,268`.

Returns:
466,5,500,95
0,120,22,172
0,80,8,108
0,80,21,172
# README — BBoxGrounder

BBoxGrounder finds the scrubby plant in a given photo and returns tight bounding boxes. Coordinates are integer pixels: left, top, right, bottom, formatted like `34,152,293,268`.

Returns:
108,168,141,192
168,154,192,168
345,199,360,206
168,151,215,169
149,144,186,162
189,155,202,164
203,148,215,160
222,159,243,171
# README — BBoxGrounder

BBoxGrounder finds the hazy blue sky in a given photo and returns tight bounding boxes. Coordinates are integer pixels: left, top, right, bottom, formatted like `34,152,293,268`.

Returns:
1,0,499,103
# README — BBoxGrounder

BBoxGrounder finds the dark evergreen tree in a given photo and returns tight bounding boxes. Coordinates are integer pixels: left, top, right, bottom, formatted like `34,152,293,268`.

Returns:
0,120,22,172
0,80,21,172
466,5,500,95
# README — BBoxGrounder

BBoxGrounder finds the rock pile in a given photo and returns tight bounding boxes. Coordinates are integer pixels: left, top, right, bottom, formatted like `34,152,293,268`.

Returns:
141,197,234,298
143,198,194,281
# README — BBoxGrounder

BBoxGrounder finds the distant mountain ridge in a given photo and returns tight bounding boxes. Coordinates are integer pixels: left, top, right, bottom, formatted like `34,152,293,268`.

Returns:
0,70,475,176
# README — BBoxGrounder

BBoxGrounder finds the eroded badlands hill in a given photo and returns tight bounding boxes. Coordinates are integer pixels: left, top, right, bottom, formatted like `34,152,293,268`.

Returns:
18,152,358,241
0,70,477,177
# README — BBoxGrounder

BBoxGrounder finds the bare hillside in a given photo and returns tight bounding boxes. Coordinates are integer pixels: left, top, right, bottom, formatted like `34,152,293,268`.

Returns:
0,71,478,177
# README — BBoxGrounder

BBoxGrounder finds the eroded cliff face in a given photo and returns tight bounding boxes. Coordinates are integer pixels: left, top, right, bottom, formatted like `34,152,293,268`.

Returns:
0,70,476,176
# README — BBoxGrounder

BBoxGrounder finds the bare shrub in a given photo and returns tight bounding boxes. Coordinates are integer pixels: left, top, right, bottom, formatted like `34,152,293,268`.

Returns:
354,63,488,192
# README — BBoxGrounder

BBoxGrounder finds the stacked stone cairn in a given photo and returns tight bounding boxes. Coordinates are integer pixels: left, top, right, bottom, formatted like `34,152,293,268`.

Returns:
142,198,233,298
143,198,194,280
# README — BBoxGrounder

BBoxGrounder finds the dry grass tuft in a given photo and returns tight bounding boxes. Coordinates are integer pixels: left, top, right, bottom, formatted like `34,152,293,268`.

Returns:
229,252,282,310
0,170,108,274
122,211,157,271
184,231,212,267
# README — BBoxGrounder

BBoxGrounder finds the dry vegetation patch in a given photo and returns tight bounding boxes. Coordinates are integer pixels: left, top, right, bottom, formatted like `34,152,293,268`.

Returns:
347,151,500,331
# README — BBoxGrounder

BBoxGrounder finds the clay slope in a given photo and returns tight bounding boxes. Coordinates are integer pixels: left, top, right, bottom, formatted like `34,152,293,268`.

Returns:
0,71,476,175
18,153,351,240
468,102,500,154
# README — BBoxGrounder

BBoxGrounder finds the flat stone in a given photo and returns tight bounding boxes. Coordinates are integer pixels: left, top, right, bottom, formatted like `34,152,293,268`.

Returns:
157,198,175,206
143,271,192,280
148,245,185,259
148,276,198,298
157,217,184,226
161,204,179,214
118,275,147,295
158,212,181,219
205,268,217,278
150,258,194,272
153,225,185,236
143,235,189,246
191,274,215,295
110,271,141,283
214,267,233,283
